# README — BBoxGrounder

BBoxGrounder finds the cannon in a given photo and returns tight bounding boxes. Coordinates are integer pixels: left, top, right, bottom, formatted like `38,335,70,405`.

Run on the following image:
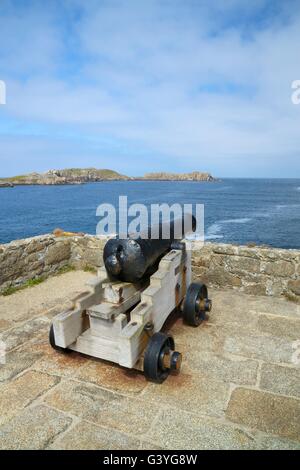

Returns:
104,215,196,282
49,217,212,383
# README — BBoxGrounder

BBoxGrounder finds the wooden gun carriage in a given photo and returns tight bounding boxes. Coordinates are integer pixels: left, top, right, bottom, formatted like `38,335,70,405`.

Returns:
50,221,212,383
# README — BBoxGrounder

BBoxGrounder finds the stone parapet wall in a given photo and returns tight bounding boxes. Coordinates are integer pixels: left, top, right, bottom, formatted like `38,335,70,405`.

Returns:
192,243,300,301
69,235,106,269
0,234,299,301
0,235,72,293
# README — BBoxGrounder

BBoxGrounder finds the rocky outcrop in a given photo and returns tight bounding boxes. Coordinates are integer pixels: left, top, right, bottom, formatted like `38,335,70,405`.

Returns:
0,235,299,301
143,171,216,181
0,168,130,186
0,169,217,185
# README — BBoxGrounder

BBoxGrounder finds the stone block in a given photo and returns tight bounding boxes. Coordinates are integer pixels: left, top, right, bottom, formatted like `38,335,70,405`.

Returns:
243,282,267,296
265,279,285,296
258,435,300,450
225,256,260,274
261,260,295,277
82,248,103,267
212,244,239,256
0,348,44,383
0,370,59,425
75,360,148,395
184,351,259,386
44,379,159,435
148,408,255,450
49,420,138,450
192,254,211,268
288,279,300,296
0,405,72,449
210,254,226,267
170,320,225,354
142,371,230,418
45,241,71,265
191,266,208,278
0,317,49,351
235,246,261,259
33,348,88,377
24,237,52,255
260,363,300,398
224,333,295,364
257,315,300,341
203,267,242,288
226,388,300,441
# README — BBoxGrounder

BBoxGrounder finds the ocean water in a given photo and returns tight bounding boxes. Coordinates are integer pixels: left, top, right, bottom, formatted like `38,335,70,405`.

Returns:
0,179,299,249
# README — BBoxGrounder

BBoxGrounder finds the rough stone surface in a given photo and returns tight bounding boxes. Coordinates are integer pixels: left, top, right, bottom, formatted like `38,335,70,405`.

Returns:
0,235,71,293
0,370,59,425
44,241,70,265
258,436,300,450
74,360,148,395
0,348,43,383
0,405,72,450
142,371,230,418
192,241,300,301
223,333,296,364
288,279,300,296
257,315,300,341
0,317,49,351
226,388,300,441
0,235,299,301
0,271,299,449
184,351,259,385
49,420,139,450
260,363,300,398
44,379,159,435
0,270,94,325
148,409,256,450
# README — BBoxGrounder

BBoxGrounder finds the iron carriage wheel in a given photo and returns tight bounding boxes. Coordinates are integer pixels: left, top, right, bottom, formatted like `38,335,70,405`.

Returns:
182,282,212,326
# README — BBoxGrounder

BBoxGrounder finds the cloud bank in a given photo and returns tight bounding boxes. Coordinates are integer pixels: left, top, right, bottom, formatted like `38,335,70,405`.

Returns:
0,0,300,177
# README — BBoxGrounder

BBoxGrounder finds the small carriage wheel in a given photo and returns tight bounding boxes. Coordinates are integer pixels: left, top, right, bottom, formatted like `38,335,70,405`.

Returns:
49,324,71,353
144,332,181,383
183,282,212,327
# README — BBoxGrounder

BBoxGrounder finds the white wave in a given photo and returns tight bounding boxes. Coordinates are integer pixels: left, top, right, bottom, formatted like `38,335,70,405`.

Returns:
296,187,300,191
205,217,251,241
205,234,224,240
252,211,271,218
205,222,224,240
276,204,300,209
221,218,252,224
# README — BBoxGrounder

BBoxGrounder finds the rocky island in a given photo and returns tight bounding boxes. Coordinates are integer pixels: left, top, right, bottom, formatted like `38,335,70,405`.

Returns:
0,168,130,185
143,171,216,181
0,168,216,185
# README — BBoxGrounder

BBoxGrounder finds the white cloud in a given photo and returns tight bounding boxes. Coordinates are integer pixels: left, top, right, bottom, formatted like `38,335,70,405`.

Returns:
0,0,299,176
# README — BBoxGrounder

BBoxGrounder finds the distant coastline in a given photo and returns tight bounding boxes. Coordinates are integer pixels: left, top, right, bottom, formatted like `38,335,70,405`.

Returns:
0,168,217,186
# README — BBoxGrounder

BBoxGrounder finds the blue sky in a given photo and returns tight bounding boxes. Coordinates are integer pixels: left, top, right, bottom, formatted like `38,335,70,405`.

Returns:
0,0,299,177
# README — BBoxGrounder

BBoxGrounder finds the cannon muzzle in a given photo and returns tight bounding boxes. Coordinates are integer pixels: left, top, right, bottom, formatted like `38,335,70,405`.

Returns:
103,214,196,283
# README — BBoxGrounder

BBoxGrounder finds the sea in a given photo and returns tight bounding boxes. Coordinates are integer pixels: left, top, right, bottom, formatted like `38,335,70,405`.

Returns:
0,178,299,249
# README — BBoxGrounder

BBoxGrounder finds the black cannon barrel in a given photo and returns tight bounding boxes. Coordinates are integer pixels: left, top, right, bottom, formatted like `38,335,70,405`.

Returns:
103,214,196,283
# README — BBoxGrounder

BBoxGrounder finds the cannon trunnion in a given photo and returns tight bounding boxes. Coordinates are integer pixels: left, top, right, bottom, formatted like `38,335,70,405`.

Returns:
49,238,212,383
